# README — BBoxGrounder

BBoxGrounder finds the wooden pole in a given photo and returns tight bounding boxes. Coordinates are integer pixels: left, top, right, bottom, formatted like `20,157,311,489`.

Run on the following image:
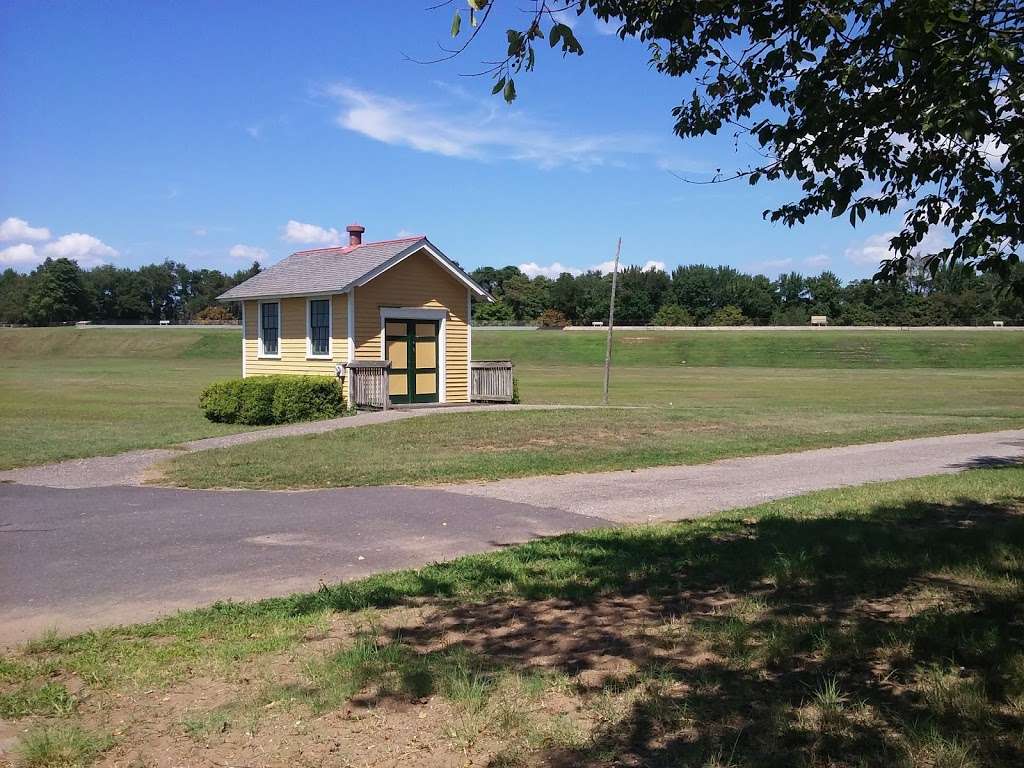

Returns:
602,237,621,405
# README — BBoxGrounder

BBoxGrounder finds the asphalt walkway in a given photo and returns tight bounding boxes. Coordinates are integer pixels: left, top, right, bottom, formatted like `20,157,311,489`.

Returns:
2,428,1021,645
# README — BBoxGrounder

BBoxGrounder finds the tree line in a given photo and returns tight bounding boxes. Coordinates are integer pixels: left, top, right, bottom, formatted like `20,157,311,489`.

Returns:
2,256,1021,327
470,264,1024,327
0,258,260,326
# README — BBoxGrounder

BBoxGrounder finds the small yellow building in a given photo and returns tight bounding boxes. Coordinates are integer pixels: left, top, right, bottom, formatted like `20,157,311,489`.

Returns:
218,224,491,405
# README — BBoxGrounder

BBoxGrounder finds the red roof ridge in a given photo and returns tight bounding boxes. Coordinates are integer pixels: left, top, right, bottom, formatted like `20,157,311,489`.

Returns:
290,234,424,257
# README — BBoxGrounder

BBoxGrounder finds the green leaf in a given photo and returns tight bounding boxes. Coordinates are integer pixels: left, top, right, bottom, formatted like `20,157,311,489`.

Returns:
491,77,506,95
450,10,461,38
549,23,562,48
503,78,516,103
470,8,477,28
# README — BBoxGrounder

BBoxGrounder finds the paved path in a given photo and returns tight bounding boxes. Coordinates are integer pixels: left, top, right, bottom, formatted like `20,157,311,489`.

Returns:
1,429,1021,646
444,430,1024,523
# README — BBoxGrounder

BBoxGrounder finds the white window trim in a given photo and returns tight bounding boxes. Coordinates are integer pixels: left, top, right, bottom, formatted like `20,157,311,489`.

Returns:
257,300,281,359
306,295,333,360
379,307,447,404
240,301,247,377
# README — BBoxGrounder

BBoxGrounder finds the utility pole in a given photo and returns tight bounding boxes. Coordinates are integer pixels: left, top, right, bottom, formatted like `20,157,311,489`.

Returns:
602,237,621,405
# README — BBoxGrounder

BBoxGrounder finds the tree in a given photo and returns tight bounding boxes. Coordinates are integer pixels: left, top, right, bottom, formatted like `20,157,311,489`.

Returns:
652,303,694,326
25,258,87,325
446,1,1023,293
0,268,30,325
474,298,516,324
710,305,749,326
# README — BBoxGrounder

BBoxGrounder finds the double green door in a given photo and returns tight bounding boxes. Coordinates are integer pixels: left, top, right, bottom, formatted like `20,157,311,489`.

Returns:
385,319,439,404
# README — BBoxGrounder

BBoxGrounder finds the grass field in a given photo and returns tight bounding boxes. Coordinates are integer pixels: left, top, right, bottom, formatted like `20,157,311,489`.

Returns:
160,329,1024,488
2,325,1022,475
0,327,249,470
4,468,1022,766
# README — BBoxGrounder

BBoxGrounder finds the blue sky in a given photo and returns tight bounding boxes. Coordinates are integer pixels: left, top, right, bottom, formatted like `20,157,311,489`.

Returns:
1,1,914,281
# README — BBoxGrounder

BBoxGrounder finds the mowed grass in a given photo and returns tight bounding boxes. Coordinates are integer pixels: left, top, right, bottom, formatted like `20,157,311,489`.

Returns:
4,468,1023,766
160,328,1024,489
0,327,250,470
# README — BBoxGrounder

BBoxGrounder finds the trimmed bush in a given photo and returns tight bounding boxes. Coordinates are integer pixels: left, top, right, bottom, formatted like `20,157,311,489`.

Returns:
237,377,277,425
198,378,244,423
272,376,345,423
200,375,344,425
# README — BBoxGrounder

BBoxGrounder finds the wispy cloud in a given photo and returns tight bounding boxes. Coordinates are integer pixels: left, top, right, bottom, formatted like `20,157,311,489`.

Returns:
1,217,51,242
804,254,831,269
751,257,794,272
281,220,341,246
229,243,268,262
42,233,118,267
325,83,662,170
593,17,619,36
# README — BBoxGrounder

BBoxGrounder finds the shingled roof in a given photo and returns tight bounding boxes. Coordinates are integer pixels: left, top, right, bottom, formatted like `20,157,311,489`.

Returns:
217,236,490,302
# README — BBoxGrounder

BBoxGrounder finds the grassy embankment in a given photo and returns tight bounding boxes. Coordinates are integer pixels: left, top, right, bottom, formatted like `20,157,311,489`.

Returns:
3,468,1022,766
159,328,1024,488
0,327,247,470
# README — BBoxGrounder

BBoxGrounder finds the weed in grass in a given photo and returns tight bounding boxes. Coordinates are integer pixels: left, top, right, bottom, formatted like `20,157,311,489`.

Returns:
16,724,114,768
0,681,74,717
916,664,991,724
23,628,64,655
903,722,979,768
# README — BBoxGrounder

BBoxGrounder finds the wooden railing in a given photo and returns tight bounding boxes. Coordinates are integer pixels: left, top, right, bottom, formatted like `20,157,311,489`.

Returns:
471,360,514,402
346,361,391,410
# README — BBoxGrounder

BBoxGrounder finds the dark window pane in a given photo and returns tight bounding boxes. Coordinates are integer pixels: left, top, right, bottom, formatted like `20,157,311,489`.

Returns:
261,303,279,355
310,299,329,356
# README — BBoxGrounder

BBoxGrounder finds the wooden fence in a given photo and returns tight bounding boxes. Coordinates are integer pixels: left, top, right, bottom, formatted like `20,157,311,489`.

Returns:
346,360,391,410
471,360,515,402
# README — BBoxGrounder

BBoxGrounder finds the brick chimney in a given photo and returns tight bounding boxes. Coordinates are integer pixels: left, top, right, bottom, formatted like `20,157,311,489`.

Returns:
346,223,365,247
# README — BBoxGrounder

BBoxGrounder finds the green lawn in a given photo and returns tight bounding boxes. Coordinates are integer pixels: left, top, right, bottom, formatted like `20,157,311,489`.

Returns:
0,327,250,470
3,326,1023,475
4,468,1022,766
161,329,1024,488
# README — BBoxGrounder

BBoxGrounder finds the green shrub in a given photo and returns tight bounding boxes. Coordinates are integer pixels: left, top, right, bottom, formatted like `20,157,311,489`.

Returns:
199,375,344,425
237,377,277,425
652,303,694,326
198,379,244,423
272,376,344,423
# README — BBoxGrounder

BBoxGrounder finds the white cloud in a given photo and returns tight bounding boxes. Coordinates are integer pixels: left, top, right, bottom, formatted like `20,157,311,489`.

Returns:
0,243,39,264
229,244,268,261
192,227,208,237
844,228,952,267
326,83,659,170
521,259,671,278
282,219,341,246
803,254,831,268
594,17,619,35
0,217,50,242
519,261,582,279
845,232,896,266
41,233,117,267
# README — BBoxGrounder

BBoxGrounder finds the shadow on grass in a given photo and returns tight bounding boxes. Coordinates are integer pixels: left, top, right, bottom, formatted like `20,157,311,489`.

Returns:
288,476,1024,767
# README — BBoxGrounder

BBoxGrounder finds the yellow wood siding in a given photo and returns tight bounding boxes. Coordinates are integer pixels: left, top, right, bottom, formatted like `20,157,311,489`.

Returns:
354,249,470,403
243,294,348,377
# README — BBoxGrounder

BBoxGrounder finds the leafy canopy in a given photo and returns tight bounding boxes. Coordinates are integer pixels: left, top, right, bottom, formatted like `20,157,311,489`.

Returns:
446,1,1023,292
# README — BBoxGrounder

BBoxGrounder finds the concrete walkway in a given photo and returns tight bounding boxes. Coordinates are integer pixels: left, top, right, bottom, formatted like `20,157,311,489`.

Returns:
443,429,1024,523
1,429,1021,645
0,404,577,488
